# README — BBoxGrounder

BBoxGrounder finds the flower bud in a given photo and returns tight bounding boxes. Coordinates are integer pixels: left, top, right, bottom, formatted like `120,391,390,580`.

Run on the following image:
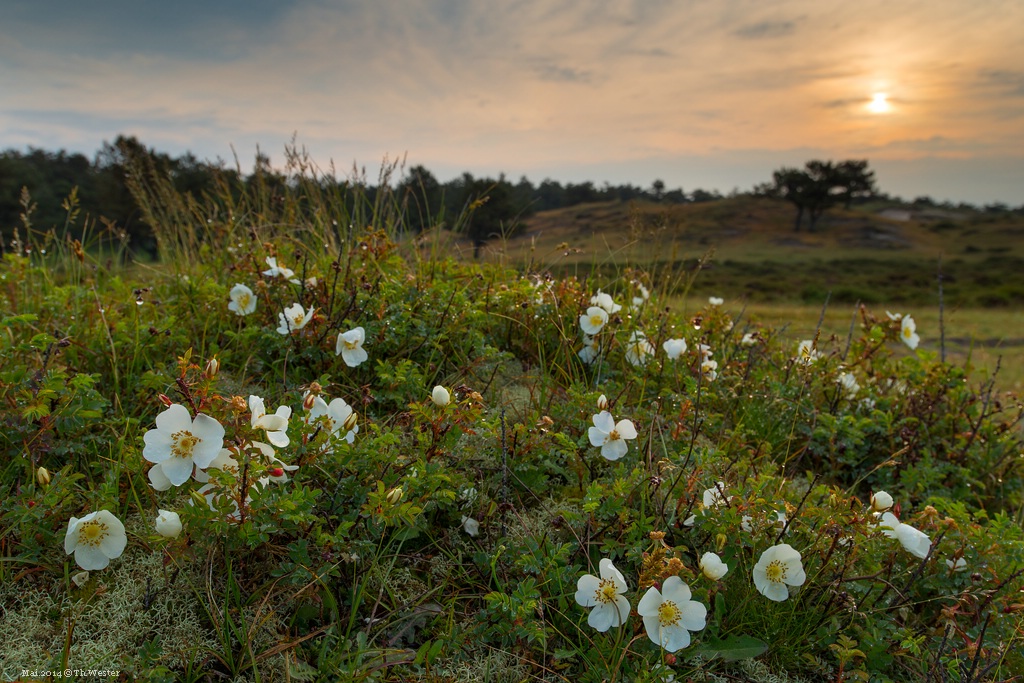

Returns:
597,394,609,411
36,466,51,487
269,467,285,478
431,385,450,407
205,357,220,378
155,509,182,538
386,487,404,505
230,395,248,413
158,394,173,407
870,490,893,512
343,411,359,433
308,381,322,395
302,392,317,411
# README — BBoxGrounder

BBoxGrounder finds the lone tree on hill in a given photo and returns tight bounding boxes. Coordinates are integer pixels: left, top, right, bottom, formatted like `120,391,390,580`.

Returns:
758,159,877,231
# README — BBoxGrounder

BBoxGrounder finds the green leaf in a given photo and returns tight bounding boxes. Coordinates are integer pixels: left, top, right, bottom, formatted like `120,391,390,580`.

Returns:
694,634,769,661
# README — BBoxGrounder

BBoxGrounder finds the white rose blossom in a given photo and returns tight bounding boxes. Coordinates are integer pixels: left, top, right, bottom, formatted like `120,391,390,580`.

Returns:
277,303,315,335
588,411,638,461
575,558,631,631
579,306,610,335
143,404,225,487
879,512,931,559
228,283,256,316
752,543,807,602
155,510,182,538
663,338,688,360
900,315,920,350
64,510,128,570
624,331,654,366
590,290,622,314
699,552,729,580
637,576,707,652
336,326,368,367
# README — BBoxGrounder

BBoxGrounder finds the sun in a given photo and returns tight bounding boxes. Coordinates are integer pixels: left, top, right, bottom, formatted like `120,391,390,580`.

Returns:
867,92,891,114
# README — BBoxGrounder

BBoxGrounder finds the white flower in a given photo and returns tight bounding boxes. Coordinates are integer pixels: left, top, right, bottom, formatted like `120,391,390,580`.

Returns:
580,306,609,335
838,372,860,398
741,515,753,532
900,315,920,350
708,296,724,306
590,290,622,314
431,385,451,407
588,411,638,461
879,512,931,559
946,557,967,572
870,491,893,512
701,359,718,381
886,310,902,321
461,515,480,537
262,256,296,281
143,404,225,486
147,461,173,491
625,331,655,366
579,335,601,364
336,326,368,367
702,483,731,509
740,332,758,347
699,552,728,580
752,543,807,602
306,395,359,447
228,284,256,316
637,576,707,652
64,510,128,570
249,395,290,448
663,338,688,360
796,340,821,365
71,570,90,587
575,558,631,631
155,510,182,538
277,303,315,335
631,283,650,308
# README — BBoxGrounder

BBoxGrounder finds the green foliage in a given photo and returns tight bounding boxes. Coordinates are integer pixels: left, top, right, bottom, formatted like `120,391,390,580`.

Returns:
2,158,1022,683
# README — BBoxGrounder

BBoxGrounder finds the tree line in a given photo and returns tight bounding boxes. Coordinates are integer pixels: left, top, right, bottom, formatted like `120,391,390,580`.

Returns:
2,136,1015,260
1,136,726,259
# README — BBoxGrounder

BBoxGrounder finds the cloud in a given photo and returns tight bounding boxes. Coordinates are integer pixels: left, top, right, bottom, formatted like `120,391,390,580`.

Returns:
733,19,801,40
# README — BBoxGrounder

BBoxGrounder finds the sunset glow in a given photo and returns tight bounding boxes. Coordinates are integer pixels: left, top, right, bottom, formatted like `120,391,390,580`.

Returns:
1,0,1022,204
867,93,892,115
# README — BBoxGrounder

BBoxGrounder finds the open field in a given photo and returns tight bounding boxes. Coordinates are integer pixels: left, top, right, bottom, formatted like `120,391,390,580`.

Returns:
715,303,1024,394
470,198,1024,310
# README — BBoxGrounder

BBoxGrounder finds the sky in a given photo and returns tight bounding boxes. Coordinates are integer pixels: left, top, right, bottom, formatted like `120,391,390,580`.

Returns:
2,0,1023,205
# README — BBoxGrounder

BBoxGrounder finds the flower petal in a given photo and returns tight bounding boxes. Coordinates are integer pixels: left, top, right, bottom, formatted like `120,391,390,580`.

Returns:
575,574,600,607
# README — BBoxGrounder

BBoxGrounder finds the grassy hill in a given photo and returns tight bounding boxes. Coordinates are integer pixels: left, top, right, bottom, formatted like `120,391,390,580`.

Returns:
466,197,1024,309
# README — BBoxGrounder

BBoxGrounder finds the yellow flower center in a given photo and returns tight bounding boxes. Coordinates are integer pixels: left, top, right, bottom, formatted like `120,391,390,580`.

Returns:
77,520,108,547
291,312,305,325
589,314,604,327
171,431,199,459
344,339,359,350
903,327,912,338
608,429,620,441
239,294,251,307
594,579,619,604
765,559,787,583
658,599,682,626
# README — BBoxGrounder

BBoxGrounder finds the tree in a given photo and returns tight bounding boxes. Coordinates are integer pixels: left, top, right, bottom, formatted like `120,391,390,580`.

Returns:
764,159,877,231
396,165,442,234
